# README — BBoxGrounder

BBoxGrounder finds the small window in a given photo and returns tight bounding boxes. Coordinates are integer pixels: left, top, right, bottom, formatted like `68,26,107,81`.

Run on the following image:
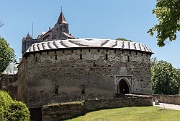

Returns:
35,57,38,62
55,55,57,60
128,56,130,62
93,62,96,67
81,85,85,94
105,54,108,60
80,54,82,60
55,85,59,94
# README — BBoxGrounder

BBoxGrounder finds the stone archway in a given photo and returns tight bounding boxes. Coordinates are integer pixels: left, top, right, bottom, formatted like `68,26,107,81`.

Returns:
117,79,130,94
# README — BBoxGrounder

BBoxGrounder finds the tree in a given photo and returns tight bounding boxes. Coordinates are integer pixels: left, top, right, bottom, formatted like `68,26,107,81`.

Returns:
148,0,180,47
0,91,30,121
151,60,180,95
0,37,16,73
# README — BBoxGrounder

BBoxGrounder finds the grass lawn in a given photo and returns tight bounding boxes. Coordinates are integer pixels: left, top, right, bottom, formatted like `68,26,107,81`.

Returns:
67,106,180,121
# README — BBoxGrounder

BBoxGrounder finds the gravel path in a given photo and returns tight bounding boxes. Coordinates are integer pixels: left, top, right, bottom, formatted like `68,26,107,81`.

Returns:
153,102,180,111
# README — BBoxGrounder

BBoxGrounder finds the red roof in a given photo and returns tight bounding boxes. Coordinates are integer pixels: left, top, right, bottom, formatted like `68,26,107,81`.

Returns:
57,11,67,24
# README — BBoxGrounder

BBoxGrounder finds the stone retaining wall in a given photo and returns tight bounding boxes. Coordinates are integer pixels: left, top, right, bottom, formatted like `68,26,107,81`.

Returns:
153,95,180,105
42,102,84,121
42,96,152,121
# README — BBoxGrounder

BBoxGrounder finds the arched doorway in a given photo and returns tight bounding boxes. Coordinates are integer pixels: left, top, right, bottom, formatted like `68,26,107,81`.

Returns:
117,79,129,94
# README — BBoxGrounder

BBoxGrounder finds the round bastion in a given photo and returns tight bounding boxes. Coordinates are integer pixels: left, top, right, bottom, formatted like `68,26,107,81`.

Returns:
18,38,153,107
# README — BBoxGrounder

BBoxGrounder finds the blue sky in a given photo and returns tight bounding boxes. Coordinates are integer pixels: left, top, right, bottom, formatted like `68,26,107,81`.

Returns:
0,0,180,68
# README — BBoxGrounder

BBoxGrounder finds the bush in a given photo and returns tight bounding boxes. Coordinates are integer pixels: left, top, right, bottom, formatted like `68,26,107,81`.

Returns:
0,91,30,121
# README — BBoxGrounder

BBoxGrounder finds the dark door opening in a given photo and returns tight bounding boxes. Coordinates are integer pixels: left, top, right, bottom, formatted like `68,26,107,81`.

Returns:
29,107,42,121
118,79,129,94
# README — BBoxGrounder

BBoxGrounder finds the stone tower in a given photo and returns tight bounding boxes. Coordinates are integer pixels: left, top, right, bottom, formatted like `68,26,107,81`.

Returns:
18,39,153,107
22,8,74,55
55,8,69,33
22,33,43,55
42,8,74,41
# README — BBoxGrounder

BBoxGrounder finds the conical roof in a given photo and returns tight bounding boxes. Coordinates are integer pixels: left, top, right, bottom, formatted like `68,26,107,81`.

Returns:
57,9,67,24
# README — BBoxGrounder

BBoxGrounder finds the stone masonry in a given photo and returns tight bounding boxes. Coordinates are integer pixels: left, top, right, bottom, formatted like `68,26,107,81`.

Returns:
18,40,153,108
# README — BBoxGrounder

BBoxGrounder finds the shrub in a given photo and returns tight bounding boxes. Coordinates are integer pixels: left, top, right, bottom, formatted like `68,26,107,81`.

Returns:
0,91,30,121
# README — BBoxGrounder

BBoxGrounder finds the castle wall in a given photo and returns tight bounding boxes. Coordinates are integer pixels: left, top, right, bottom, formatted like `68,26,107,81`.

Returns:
18,48,152,108
18,59,28,102
0,74,18,99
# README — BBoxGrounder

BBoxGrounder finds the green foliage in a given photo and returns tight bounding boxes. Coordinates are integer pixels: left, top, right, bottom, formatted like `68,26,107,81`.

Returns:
151,59,180,95
0,37,16,73
148,0,180,46
7,101,30,121
0,91,30,121
116,38,133,42
0,91,13,120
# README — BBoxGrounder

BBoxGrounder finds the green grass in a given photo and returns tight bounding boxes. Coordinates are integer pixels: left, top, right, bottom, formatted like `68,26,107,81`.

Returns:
66,106,180,121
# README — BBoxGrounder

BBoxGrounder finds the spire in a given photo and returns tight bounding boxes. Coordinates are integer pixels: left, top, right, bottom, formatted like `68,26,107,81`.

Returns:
57,7,67,24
